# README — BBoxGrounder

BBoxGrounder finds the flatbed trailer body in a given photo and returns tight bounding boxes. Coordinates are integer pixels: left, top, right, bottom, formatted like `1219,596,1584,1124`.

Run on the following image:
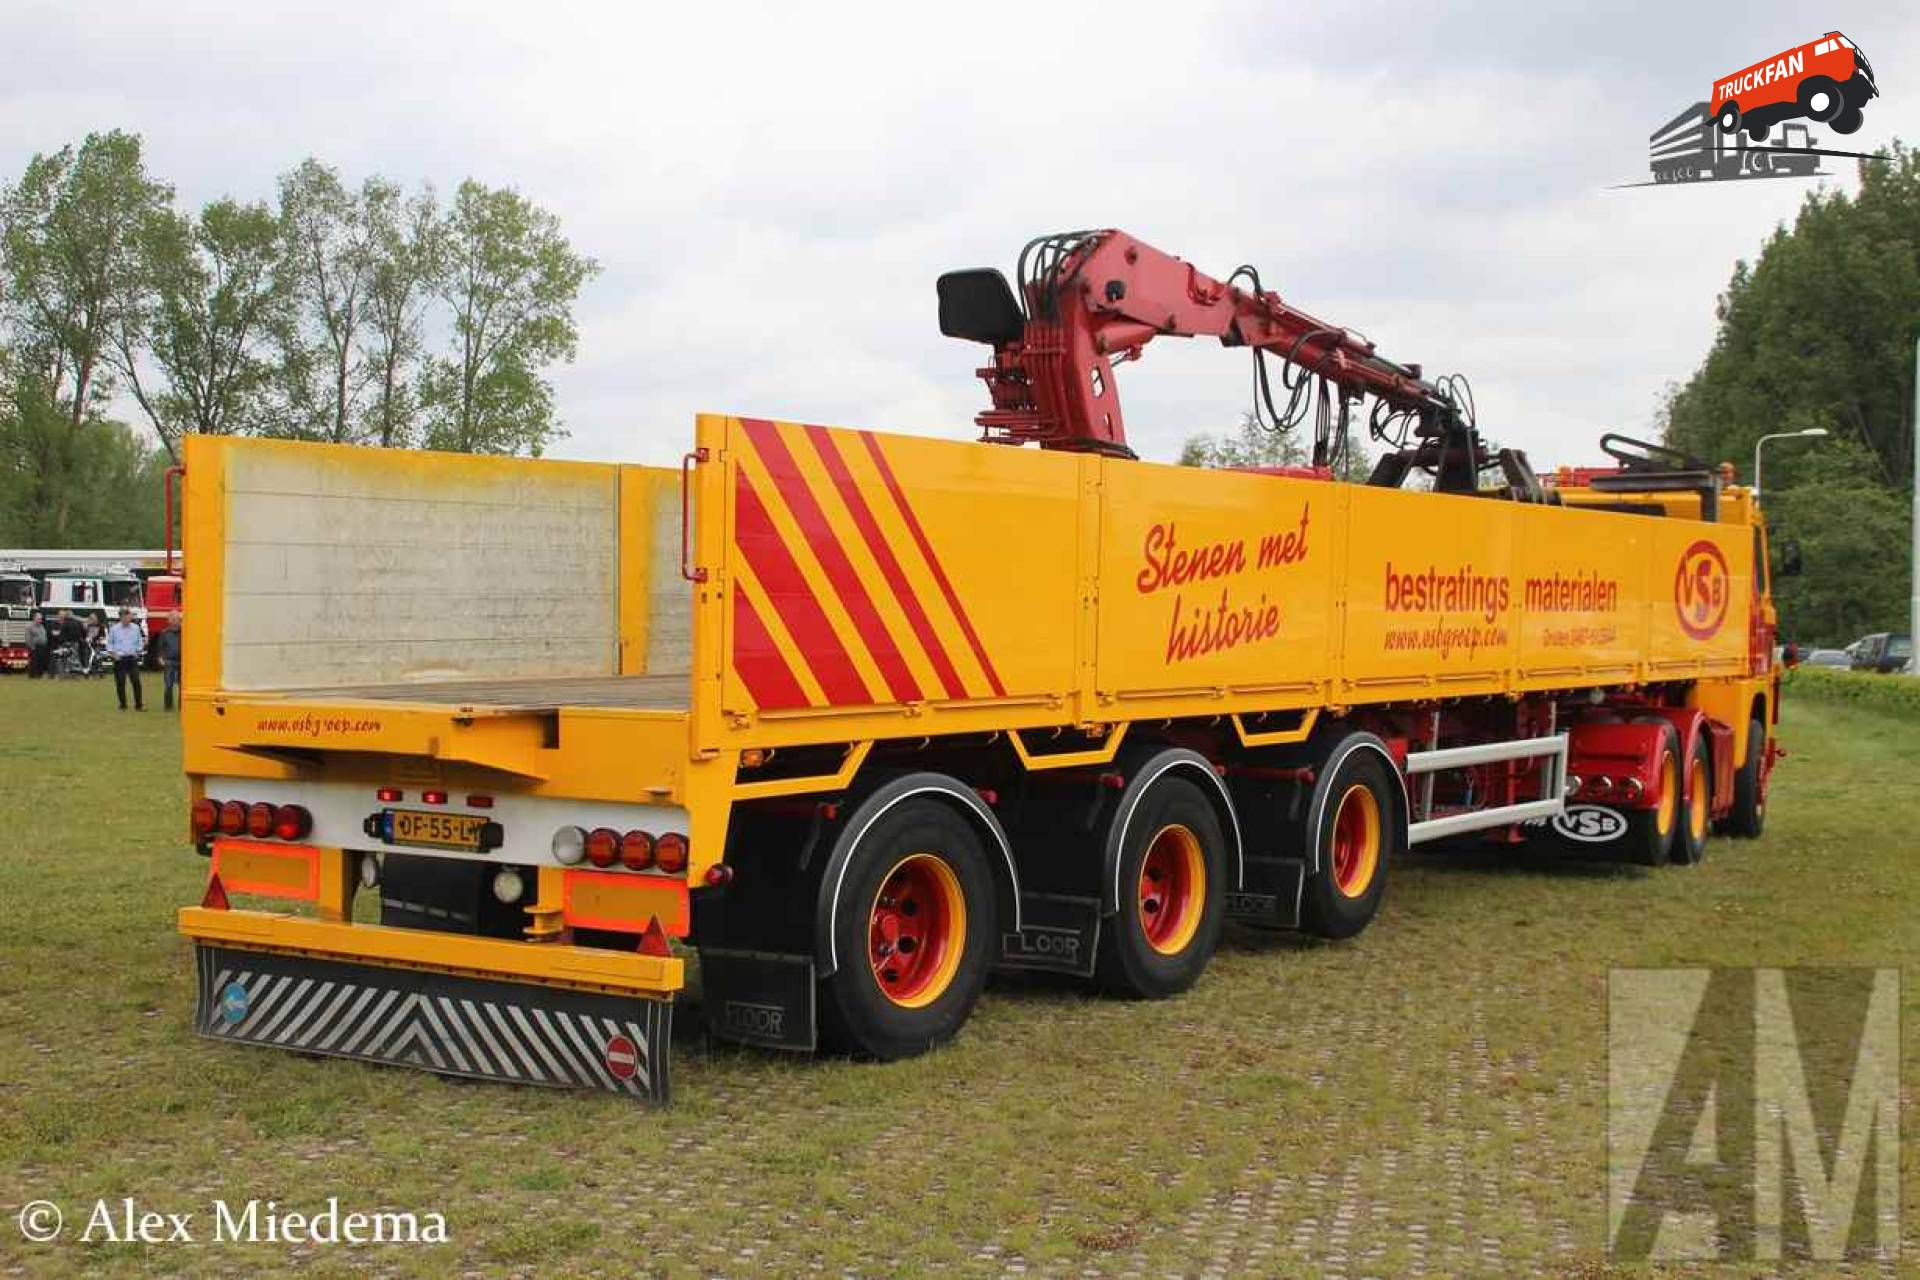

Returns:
177,417,1780,1100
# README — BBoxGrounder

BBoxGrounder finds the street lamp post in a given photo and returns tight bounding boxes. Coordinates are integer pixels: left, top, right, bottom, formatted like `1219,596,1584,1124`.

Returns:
1752,427,1828,499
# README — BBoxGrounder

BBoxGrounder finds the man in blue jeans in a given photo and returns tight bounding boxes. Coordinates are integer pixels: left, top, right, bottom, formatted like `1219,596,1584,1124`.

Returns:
153,613,182,710
105,608,146,710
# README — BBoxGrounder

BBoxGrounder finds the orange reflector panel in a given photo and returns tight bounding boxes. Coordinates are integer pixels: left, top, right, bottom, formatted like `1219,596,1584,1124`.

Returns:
211,839,321,901
562,870,690,937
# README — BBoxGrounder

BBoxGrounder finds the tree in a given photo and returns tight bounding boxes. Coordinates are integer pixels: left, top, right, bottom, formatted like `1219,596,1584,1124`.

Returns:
361,177,440,448
0,373,169,547
1665,142,1919,492
113,198,285,457
420,181,598,456
274,159,374,442
0,130,172,539
1179,412,1309,469
1663,140,1917,642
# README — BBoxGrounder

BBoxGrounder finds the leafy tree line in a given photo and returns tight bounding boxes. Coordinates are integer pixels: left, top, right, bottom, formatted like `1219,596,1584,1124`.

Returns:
1664,142,1916,647
0,130,597,544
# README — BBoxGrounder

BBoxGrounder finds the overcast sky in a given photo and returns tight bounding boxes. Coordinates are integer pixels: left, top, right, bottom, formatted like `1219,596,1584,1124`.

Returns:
4,1,1915,471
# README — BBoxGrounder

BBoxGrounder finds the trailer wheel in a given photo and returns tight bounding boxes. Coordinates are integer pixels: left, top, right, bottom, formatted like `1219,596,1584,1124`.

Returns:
817,798,995,1060
1725,717,1768,838
1671,733,1712,866
1299,751,1396,940
1094,777,1227,999
1620,727,1681,867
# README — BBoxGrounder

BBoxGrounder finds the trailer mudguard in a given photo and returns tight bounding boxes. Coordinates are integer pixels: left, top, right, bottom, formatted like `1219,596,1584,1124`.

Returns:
1100,745,1244,917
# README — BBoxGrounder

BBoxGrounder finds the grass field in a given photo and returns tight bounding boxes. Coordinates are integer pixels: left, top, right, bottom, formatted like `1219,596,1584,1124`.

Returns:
1,678,1915,1277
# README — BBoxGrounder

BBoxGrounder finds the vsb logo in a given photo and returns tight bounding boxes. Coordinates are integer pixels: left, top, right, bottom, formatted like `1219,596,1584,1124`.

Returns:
1674,540,1731,640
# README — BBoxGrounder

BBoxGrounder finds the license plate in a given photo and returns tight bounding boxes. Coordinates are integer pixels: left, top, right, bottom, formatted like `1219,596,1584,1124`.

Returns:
387,810,493,851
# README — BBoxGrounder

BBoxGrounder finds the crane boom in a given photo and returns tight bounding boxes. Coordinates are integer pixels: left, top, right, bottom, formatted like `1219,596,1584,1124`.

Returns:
938,228,1465,463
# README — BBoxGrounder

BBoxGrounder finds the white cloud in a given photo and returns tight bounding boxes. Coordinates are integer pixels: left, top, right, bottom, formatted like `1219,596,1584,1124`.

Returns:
4,0,1915,472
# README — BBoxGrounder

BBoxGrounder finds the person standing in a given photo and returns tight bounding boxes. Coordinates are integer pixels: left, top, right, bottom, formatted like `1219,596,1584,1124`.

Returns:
106,608,146,710
25,612,49,678
154,613,182,710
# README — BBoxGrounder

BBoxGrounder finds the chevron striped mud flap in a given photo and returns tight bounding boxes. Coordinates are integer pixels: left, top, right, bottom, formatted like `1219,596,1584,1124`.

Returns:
193,944,672,1103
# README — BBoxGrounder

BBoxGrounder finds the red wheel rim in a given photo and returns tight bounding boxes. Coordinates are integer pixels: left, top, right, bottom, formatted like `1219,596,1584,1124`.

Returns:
868,853,966,1009
1330,784,1381,898
1137,824,1206,955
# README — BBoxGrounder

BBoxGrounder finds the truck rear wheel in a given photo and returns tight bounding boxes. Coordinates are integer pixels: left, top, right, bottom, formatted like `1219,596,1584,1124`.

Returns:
1094,777,1227,999
817,798,995,1060
1725,717,1768,838
1672,733,1712,865
1621,727,1680,867
1300,751,1396,940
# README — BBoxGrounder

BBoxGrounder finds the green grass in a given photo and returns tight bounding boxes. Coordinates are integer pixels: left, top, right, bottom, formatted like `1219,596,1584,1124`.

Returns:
1,677,1916,1276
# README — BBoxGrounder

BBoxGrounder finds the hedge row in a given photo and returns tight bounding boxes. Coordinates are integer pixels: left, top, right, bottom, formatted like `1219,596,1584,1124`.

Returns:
1785,664,1920,716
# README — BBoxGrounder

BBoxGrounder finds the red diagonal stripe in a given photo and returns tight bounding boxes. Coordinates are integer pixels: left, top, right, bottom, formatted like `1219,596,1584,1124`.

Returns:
803,424,969,700
730,584,810,710
732,468,870,705
858,432,1008,697
742,418,921,703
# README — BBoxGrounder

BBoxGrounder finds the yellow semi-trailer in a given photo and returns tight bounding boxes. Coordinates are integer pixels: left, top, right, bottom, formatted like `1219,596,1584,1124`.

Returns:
176,413,1783,1102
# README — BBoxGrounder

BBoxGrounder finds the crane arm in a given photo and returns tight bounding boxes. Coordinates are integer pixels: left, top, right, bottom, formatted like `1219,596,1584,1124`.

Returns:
938,228,1462,459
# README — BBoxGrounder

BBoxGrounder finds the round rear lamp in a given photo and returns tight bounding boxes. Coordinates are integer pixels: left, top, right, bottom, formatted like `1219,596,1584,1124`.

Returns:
620,830,654,871
218,800,247,836
191,798,220,837
585,827,620,868
551,825,587,866
492,868,526,905
655,832,689,875
273,804,312,841
245,802,275,839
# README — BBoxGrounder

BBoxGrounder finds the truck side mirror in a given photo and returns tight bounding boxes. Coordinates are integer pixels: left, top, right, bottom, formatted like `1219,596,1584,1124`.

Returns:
1776,539,1803,577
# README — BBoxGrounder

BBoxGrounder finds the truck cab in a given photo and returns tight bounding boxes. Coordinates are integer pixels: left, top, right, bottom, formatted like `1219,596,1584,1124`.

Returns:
40,569,145,630
0,571,37,671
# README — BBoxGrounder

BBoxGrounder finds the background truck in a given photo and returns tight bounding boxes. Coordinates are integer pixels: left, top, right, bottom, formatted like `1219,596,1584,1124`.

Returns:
0,569,36,670
176,230,1784,1102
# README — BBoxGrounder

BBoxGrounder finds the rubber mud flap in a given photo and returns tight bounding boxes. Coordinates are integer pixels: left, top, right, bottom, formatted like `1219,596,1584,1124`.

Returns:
193,943,671,1103
1226,856,1305,928
698,949,817,1051
997,892,1100,978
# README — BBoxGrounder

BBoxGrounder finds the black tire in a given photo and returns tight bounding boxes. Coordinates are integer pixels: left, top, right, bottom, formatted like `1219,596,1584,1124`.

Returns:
1744,120,1768,142
816,798,995,1060
1831,107,1864,135
1716,102,1740,133
1671,732,1711,866
1299,750,1396,940
1094,776,1227,999
1798,76,1843,122
1726,717,1768,838
1620,726,1680,867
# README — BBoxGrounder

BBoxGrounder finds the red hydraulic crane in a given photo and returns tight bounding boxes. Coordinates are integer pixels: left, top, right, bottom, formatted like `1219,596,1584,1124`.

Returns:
938,229,1505,493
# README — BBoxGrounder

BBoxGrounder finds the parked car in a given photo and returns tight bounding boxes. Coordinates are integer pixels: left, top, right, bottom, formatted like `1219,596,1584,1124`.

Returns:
1801,648,1852,669
1850,633,1912,674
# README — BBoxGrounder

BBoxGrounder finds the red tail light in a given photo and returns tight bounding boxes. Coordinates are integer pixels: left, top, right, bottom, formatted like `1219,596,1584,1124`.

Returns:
620,830,654,870
585,827,620,868
218,800,247,836
421,790,447,805
191,798,219,837
655,832,689,874
246,802,275,838
466,794,494,809
273,804,312,841
377,787,403,803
